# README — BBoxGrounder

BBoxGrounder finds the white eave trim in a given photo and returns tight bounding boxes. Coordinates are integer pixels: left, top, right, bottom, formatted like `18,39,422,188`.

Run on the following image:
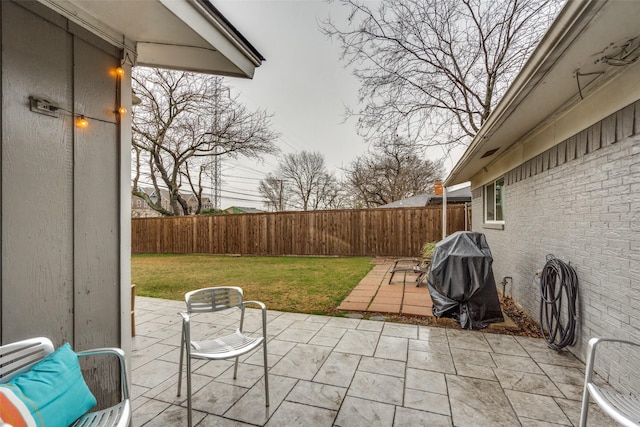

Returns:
444,0,603,187
159,0,261,76
37,0,262,78
37,0,136,51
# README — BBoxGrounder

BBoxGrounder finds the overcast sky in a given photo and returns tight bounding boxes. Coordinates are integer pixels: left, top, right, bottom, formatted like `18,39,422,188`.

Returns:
210,0,366,209
213,0,462,210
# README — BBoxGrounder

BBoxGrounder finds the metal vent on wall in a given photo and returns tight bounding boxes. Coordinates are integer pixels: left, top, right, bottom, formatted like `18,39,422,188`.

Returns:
480,148,500,159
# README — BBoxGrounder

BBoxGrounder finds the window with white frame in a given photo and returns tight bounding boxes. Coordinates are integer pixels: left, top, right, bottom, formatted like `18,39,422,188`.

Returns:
485,177,504,222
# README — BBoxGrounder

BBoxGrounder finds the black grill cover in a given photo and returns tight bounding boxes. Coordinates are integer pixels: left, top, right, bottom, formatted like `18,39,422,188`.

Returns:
427,231,504,329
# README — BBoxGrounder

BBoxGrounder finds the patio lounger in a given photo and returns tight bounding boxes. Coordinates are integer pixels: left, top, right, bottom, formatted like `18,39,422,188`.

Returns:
388,257,431,286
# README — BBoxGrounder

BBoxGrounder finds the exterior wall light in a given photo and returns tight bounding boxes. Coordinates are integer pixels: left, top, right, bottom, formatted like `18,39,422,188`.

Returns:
76,116,89,128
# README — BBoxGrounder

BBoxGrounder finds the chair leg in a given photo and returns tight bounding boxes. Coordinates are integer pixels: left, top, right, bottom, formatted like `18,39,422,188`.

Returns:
263,343,269,407
233,356,239,379
579,338,600,427
579,390,589,427
177,328,185,396
178,324,193,427
186,350,192,427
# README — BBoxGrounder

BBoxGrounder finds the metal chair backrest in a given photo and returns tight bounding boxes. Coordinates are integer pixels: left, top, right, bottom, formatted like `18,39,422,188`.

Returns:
0,337,54,383
185,286,244,314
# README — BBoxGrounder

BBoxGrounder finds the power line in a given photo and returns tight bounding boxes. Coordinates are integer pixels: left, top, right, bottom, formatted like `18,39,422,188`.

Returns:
222,195,268,204
223,174,264,181
131,160,271,205
132,178,267,202
220,188,263,198
225,160,276,174
221,184,263,197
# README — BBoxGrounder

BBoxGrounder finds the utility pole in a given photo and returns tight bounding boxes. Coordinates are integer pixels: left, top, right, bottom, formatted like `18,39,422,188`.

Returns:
208,79,226,211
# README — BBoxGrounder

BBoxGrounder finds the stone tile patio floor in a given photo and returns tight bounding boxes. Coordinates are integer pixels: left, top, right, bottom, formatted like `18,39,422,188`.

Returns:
131,260,615,426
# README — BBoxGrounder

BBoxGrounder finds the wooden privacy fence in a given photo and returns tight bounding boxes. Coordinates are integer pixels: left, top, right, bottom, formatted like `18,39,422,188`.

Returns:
132,204,470,257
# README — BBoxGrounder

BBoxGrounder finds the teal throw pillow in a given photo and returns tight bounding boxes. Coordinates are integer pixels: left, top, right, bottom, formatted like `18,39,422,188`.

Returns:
0,343,97,427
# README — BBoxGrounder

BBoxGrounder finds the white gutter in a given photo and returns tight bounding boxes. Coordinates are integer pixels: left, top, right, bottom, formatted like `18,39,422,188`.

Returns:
187,0,263,67
159,0,261,77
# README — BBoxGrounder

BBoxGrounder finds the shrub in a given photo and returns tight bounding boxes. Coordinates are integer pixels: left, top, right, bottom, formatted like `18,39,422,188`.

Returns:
422,241,437,259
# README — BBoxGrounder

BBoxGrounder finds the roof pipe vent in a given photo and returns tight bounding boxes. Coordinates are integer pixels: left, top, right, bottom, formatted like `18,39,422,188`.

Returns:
434,181,443,196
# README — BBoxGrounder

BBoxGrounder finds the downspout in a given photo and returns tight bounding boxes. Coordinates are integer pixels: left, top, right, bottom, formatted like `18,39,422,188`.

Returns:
442,187,447,240
464,202,468,231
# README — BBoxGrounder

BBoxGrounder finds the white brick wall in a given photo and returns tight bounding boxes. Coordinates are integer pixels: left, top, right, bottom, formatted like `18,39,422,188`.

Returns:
473,132,640,392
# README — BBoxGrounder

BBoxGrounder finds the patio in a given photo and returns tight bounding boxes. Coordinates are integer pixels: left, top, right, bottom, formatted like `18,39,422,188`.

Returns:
131,293,613,426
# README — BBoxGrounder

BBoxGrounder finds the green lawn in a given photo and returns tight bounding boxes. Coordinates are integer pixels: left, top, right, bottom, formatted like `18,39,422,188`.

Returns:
132,254,374,315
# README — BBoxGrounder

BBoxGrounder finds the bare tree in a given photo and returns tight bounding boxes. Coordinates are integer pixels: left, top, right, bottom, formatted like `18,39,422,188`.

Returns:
343,137,444,207
261,151,339,211
309,172,345,210
131,67,279,216
280,151,328,211
322,0,563,150
259,167,346,211
258,173,287,211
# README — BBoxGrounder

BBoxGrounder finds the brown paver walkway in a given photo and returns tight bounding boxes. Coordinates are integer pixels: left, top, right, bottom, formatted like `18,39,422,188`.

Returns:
338,258,431,315
338,258,517,330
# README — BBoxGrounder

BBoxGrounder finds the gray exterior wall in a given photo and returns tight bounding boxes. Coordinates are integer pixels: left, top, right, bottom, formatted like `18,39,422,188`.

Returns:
1,1,124,403
473,100,640,392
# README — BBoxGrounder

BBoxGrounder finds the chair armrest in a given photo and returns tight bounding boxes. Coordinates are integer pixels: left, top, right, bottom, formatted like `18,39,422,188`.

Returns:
588,337,640,349
76,347,129,400
586,337,640,367
241,301,268,339
242,300,266,311
584,337,640,385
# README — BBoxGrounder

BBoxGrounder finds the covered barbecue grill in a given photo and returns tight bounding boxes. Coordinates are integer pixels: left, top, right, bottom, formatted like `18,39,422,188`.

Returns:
427,231,504,329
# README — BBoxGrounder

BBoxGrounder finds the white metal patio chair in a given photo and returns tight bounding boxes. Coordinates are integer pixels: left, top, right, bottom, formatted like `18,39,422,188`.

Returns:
0,337,130,427
177,286,269,427
579,337,640,426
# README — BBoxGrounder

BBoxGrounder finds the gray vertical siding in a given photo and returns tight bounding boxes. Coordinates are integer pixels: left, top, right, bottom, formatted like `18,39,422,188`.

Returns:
474,101,640,393
1,1,123,401
73,36,120,352
1,1,75,343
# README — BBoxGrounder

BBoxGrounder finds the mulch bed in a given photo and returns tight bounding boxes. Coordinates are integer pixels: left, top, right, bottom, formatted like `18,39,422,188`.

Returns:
331,295,543,338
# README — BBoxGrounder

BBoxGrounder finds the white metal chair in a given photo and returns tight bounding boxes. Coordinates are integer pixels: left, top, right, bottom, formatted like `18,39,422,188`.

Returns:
177,286,269,427
579,337,640,426
0,337,130,427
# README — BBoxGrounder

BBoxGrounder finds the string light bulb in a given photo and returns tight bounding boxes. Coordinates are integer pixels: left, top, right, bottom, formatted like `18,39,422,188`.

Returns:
115,67,125,77
118,106,127,115
76,115,89,128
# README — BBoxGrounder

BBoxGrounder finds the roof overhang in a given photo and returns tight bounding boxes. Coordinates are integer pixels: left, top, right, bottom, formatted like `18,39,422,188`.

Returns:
37,0,264,77
445,0,640,186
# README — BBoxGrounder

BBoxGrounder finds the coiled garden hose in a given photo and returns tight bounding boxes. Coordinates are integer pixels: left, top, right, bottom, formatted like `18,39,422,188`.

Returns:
539,255,578,350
